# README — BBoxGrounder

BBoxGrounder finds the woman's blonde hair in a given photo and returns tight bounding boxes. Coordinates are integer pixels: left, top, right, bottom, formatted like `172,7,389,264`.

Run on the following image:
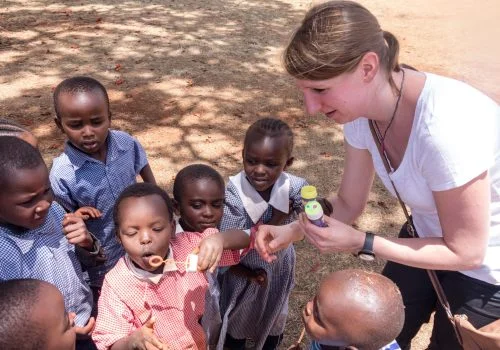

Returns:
284,0,401,90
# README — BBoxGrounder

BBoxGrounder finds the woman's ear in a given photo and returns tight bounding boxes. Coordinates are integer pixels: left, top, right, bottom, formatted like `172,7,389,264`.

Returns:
360,51,380,83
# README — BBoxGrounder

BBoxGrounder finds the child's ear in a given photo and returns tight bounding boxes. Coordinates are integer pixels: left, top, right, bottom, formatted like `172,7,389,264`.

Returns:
115,230,122,244
54,117,64,132
284,157,295,170
172,199,181,217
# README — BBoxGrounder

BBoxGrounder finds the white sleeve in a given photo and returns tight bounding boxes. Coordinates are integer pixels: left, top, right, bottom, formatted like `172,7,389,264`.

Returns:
419,90,499,191
343,118,369,150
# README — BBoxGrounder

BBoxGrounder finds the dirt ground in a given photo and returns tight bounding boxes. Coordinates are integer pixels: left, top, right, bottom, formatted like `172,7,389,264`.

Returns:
1,0,499,348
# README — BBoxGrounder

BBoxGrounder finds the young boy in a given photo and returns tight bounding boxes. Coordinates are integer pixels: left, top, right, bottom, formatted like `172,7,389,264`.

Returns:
0,279,77,350
49,76,156,291
92,181,250,350
0,136,99,348
302,269,404,350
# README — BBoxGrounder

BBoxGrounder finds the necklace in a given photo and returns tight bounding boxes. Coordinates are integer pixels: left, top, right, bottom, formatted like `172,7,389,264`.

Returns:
374,69,405,155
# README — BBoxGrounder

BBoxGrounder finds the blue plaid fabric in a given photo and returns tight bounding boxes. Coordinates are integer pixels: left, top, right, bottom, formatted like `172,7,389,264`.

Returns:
309,340,401,350
49,129,148,287
0,202,93,327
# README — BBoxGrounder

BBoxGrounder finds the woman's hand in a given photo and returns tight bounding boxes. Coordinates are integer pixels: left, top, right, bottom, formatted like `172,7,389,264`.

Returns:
255,222,304,263
298,213,365,254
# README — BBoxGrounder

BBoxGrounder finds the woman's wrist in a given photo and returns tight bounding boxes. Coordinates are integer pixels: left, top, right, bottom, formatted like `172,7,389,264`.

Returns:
290,221,305,242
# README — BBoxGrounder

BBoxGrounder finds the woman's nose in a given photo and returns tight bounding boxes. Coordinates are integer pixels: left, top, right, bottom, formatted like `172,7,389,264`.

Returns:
304,92,321,115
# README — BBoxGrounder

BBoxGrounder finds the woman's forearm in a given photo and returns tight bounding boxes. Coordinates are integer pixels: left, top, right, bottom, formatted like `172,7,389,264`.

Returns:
373,235,486,271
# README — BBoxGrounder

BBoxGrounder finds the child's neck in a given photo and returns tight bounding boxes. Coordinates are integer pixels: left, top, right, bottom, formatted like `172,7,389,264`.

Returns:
178,219,204,234
258,184,274,202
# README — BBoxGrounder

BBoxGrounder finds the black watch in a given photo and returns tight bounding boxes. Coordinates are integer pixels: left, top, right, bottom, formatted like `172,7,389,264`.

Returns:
357,231,375,261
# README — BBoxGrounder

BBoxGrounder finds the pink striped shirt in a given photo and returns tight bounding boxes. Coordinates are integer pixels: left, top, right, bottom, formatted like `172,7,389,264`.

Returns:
92,228,241,350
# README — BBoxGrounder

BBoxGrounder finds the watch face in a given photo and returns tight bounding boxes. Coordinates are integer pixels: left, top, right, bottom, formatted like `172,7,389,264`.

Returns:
358,252,375,261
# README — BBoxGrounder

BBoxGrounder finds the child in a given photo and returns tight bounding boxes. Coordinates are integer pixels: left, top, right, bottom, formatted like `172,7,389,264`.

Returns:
303,269,404,350
49,76,156,291
0,279,77,350
218,118,308,349
0,117,38,147
92,174,251,350
0,136,99,348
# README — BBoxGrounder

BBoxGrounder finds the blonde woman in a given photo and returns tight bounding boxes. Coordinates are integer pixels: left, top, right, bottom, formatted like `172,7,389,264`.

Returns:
255,1,500,348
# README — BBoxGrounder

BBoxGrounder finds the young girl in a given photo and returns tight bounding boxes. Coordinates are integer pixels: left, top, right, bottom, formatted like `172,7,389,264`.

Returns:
92,166,250,350
218,118,308,349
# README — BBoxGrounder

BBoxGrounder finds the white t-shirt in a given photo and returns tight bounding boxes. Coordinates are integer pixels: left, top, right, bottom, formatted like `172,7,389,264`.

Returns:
344,73,500,284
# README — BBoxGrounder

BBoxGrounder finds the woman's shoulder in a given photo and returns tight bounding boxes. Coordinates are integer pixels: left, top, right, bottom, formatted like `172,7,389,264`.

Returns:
419,73,497,117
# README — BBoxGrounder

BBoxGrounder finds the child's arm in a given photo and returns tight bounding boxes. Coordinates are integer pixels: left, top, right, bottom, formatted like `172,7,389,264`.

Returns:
62,213,105,266
197,229,250,272
139,164,156,184
109,318,168,350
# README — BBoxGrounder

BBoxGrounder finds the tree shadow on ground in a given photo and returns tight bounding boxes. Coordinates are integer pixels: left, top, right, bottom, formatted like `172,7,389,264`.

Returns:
0,0,407,347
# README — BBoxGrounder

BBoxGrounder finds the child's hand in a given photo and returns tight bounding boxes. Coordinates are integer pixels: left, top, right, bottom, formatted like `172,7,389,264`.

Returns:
128,317,166,350
197,233,224,273
73,315,95,336
62,213,94,250
317,197,333,216
74,206,102,220
249,268,267,286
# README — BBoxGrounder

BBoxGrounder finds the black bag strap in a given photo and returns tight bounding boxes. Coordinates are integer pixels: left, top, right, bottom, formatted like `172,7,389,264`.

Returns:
368,120,463,345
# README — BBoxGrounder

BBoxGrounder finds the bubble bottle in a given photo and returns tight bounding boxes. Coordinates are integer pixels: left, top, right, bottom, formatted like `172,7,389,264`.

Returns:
300,185,318,209
304,200,328,227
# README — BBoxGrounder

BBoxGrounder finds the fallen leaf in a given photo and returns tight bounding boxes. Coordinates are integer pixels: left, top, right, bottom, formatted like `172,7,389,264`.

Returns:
115,78,124,85
114,63,122,71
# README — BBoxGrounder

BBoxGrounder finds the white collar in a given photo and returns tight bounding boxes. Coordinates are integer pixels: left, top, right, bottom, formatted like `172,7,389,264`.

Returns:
229,171,290,224
124,246,178,284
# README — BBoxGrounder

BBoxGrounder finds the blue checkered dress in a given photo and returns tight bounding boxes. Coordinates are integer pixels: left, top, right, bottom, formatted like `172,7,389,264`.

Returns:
0,202,93,327
49,129,149,287
215,172,307,349
310,340,401,350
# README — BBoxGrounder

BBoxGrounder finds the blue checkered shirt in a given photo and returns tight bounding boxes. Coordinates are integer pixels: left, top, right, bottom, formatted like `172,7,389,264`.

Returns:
310,340,401,350
0,202,93,327
49,129,149,287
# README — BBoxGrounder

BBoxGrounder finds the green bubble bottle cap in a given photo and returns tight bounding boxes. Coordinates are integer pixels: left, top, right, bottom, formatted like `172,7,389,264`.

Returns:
305,200,324,221
301,185,318,200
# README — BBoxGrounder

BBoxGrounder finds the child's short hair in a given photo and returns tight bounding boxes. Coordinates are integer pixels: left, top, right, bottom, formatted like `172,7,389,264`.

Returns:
113,183,174,232
244,118,294,156
0,118,30,137
319,269,404,349
53,76,110,119
0,279,50,350
0,136,44,186
173,163,225,202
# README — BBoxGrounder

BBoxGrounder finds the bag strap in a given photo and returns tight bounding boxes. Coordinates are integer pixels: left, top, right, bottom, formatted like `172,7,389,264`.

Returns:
368,120,463,345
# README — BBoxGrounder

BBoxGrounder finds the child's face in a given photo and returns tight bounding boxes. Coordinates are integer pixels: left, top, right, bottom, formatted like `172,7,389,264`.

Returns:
243,135,292,193
0,163,53,230
117,194,175,272
36,284,76,350
302,283,348,346
55,91,111,160
175,178,224,233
